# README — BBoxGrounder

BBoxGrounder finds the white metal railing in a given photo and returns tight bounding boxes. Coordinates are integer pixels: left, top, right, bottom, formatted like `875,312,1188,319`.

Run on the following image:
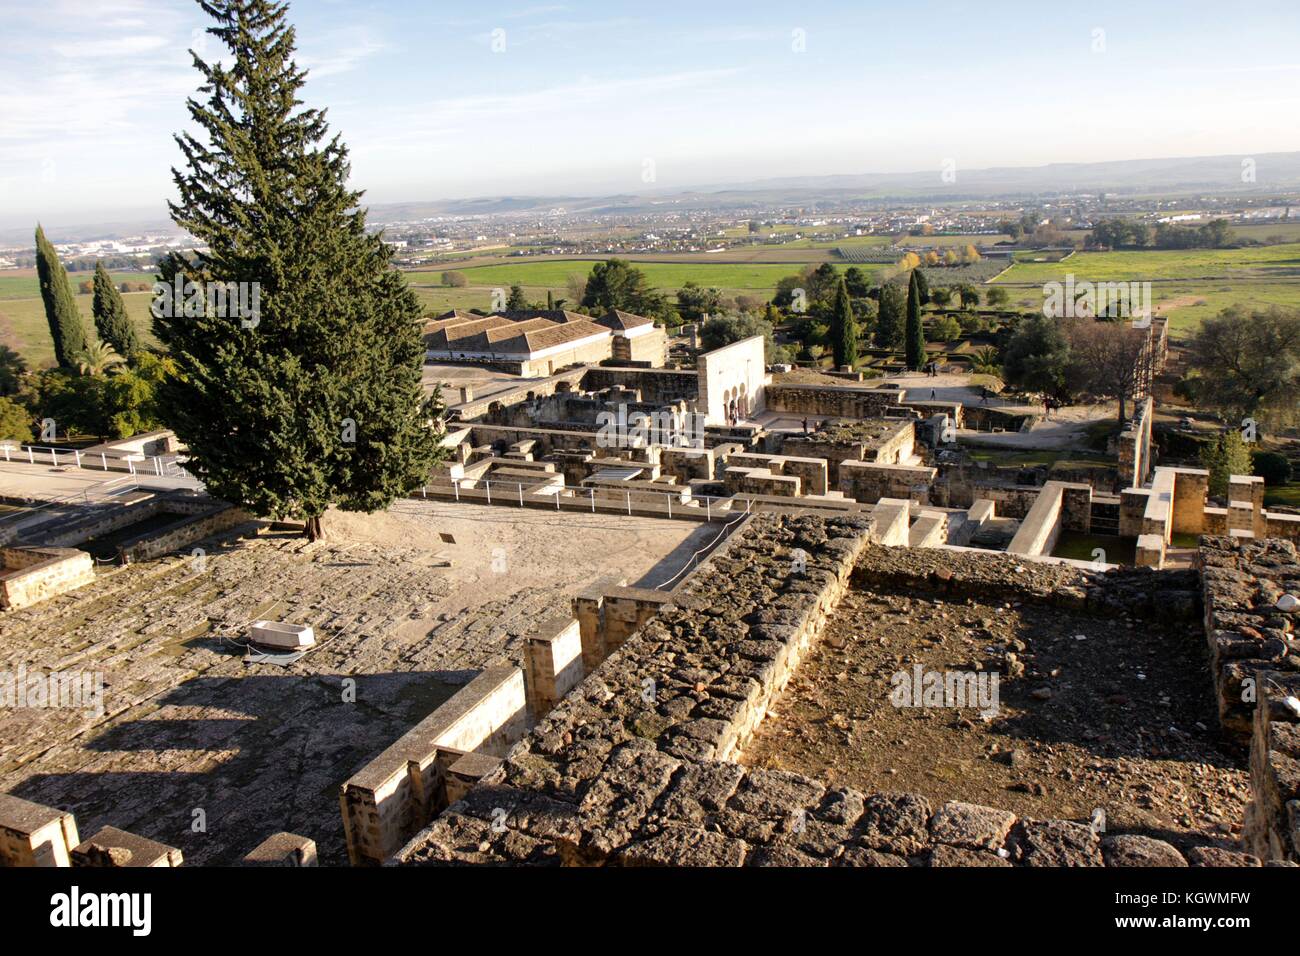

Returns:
414,476,739,522
0,442,189,479
0,476,143,544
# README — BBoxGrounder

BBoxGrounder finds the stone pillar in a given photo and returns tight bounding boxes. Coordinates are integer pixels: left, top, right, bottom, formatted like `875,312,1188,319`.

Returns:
1171,468,1208,537
1135,534,1165,569
242,832,318,866
0,794,79,867
71,826,183,867
525,616,585,719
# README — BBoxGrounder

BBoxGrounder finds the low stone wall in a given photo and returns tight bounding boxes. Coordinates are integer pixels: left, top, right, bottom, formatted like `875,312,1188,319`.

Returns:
0,793,80,866
1246,671,1300,863
0,546,95,610
118,503,252,563
340,666,528,865
839,461,936,505
727,453,829,496
1199,536,1298,739
72,826,184,867
766,383,903,418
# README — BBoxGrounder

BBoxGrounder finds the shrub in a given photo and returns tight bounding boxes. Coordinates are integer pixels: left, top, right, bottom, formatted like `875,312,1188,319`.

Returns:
1252,450,1292,486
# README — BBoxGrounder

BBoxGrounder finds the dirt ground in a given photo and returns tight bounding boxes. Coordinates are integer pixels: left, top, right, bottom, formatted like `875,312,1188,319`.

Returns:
1,498,717,864
324,498,722,607
741,585,1249,850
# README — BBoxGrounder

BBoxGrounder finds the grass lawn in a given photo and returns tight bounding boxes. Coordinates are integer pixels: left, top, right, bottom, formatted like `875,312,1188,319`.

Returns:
1052,532,1136,566
981,278,1300,339
1264,483,1300,509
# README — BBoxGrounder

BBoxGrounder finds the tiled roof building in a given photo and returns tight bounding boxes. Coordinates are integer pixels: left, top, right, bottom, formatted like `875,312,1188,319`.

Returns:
422,309,666,376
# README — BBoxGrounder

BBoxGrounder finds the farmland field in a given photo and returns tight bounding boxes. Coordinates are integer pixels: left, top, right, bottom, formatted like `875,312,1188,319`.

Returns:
990,242,1300,284
0,290,157,369
0,270,155,300
405,259,879,292
988,243,1300,338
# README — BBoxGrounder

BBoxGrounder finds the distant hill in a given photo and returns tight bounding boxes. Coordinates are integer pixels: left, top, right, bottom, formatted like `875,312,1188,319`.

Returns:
10,151,1300,242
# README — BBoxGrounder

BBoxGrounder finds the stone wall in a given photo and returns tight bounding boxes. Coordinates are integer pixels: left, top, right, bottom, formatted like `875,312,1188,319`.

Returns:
1197,536,1300,863
118,503,252,563
339,665,528,865
393,513,1237,867
0,793,80,866
580,367,701,406
839,461,936,505
1199,536,1298,738
0,547,95,610
766,383,904,419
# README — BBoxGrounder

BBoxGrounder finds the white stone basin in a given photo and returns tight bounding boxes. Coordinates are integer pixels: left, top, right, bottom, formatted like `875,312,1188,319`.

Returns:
249,620,315,650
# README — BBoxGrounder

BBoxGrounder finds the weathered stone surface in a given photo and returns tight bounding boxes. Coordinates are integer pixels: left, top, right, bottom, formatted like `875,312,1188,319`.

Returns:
856,792,933,856
1100,834,1187,867
617,827,748,867
1015,820,1103,867
929,801,1017,851
927,844,1012,867
1186,846,1261,867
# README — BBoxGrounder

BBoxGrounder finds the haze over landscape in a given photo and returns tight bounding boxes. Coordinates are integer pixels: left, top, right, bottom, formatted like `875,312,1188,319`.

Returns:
3,0,1300,906
5,0,1300,233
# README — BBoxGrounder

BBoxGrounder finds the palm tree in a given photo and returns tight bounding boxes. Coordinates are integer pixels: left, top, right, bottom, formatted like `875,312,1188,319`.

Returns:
971,346,1001,376
76,341,126,377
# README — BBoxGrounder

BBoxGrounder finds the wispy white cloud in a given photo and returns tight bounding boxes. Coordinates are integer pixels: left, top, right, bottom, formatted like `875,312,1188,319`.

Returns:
52,34,171,58
298,29,386,79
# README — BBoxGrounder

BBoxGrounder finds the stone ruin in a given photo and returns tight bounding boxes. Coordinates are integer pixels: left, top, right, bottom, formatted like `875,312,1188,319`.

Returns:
378,512,1295,867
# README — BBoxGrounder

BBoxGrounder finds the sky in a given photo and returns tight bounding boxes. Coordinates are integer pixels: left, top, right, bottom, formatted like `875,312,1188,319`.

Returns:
3,0,1300,230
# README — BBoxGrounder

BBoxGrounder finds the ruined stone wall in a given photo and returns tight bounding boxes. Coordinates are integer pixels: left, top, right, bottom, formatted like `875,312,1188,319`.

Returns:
0,547,95,610
1199,537,1298,737
580,367,700,406
394,514,1227,868
766,384,903,418
340,666,528,865
118,504,252,563
839,461,936,505
1196,536,1300,862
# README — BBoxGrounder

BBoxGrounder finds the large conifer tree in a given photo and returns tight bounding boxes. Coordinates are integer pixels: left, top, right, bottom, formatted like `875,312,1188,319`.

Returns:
830,277,858,370
905,270,926,371
155,0,444,540
92,261,138,359
34,224,88,368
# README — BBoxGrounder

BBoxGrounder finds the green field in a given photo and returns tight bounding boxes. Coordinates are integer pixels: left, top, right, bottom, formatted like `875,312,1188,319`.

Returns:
991,242,1300,284
421,259,863,291
0,291,157,369
0,271,155,300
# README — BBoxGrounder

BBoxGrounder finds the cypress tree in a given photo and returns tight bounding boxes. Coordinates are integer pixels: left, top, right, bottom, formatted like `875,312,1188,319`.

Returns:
155,0,444,541
875,284,904,350
34,224,88,368
92,261,139,359
913,268,930,305
905,270,926,370
830,277,858,370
